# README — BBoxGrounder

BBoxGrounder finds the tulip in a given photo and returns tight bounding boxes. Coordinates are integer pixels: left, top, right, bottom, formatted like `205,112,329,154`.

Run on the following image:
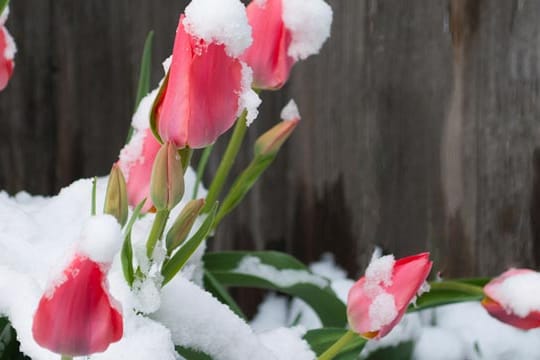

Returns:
0,6,16,91
241,0,333,90
154,12,255,149
482,268,540,330
32,216,123,356
347,253,432,339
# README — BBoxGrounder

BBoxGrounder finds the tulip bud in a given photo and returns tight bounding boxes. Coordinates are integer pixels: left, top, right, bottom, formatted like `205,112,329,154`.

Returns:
482,268,540,330
255,99,300,157
347,253,432,339
0,6,16,92
166,199,205,255
150,142,185,211
104,164,128,227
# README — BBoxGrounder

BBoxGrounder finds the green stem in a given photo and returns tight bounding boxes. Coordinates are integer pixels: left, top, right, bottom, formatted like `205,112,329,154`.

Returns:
91,177,97,216
202,111,248,213
429,281,485,296
61,356,73,360
146,209,170,259
193,145,214,199
318,330,357,360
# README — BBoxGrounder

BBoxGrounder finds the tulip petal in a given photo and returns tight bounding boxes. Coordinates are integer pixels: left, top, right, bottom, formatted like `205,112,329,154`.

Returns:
0,26,15,91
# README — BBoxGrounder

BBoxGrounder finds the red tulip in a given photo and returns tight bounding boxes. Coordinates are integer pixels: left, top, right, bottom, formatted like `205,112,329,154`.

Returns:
347,253,432,339
154,14,250,149
0,8,16,91
32,255,123,356
241,0,333,90
482,268,540,330
118,128,161,213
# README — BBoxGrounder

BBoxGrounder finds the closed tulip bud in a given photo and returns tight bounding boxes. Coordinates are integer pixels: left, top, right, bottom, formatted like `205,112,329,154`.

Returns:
0,6,16,91
150,142,185,211
104,164,128,227
482,268,540,330
255,99,300,156
241,0,332,90
347,253,432,340
166,198,205,255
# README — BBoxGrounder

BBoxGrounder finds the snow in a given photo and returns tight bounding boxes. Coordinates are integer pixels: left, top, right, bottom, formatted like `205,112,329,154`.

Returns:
131,88,159,131
78,215,122,264
2,27,16,60
282,0,333,61
364,254,395,287
259,326,315,360
488,271,540,317
368,293,398,330
233,255,329,289
183,0,252,58
238,62,261,126
280,99,300,121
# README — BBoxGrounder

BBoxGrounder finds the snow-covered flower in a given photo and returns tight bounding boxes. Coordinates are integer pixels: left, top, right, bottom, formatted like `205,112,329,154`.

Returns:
0,6,16,91
347,253,432,339
154,0,260,149
241,0,332,90
482,268,540,330
32,216,123,357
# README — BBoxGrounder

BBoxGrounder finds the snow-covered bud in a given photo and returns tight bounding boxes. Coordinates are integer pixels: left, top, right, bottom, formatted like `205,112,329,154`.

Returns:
255,99,300,156
347,253,432,339
482,268,540,330
150,142,184,211
103,164,128,227
166,198,205,255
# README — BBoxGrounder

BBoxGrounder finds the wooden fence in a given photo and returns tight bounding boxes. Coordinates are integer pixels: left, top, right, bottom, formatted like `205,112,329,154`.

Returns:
1,0,540,279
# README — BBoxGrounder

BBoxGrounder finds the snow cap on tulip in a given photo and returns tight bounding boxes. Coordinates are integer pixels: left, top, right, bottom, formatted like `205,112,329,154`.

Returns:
482,268,540,330
347,252,432,339
0,5,16,91
32,215,123,356
241,0,333,89
153,0,261,149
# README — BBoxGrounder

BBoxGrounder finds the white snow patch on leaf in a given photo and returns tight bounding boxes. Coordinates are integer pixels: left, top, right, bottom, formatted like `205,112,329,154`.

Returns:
259,326,315,360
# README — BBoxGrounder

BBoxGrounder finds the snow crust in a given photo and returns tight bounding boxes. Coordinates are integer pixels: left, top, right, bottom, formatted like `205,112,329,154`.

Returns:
280,99,300,121
183,0,252,58
238,62,261,126
2,27,16,60
282,0,333,60
78,215,122,264
234,255,329,288
489,271,540,317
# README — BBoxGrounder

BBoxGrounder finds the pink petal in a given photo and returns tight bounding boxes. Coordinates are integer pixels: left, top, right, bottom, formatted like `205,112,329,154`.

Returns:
0,26,14,91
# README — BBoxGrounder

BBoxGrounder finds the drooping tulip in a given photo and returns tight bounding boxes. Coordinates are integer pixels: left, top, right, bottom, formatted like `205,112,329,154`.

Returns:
347,253,432,339
482,268,540,330
241,0,333,90
0,6,16,91
154,0,260,149
32,215,123,356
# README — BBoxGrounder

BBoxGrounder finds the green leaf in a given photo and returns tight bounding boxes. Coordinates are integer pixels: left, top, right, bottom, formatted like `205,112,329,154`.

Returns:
175,346,213,360
161,202,218,285
215,154,274,225
203,251,347,327
409,278,487,312
203,270,246,320
121,200,146,286
192,145,214,199
0,318,30,360
304,328,366,357
134,31,154,111
0,0,9,16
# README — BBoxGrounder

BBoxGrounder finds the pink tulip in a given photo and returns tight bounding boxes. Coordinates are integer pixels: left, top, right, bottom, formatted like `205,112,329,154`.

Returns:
0,8,16,91
154,14,246,149
482,268,540,330
32,254,123,356
241,0,333,90
347,253,432,339
118,128,161,213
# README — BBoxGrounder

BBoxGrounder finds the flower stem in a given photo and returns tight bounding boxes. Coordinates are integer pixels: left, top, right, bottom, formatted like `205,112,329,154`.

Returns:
91,176,97,216
318,330,357,360
193,145,214,199
429,281,485,296
146,209,169,259
61,356,73,360
202,111,248,213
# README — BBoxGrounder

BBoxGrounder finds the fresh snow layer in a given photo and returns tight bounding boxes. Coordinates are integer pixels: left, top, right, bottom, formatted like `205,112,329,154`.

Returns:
183,0,252,58
368,292,398,330
234,255,329,289
364,254,395,287
489,271,540,317
280,99,301,121
2,27,16,60
282,0,333,60
238,62,261,126
78,215,122,264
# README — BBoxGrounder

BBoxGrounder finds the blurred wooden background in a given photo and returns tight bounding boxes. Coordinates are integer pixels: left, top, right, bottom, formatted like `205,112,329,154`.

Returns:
1,0,540,280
